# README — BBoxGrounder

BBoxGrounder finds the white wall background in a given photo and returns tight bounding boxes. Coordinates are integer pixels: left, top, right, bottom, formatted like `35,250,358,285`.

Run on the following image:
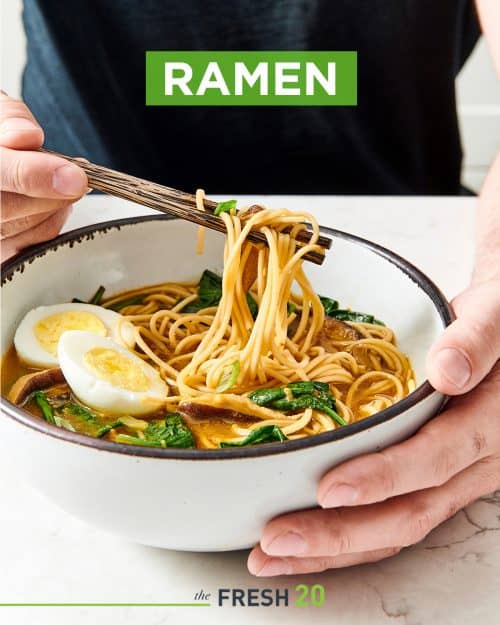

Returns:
1,0,499,192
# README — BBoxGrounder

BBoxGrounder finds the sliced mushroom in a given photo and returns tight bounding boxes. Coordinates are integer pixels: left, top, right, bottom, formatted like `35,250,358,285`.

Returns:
317,317,362,352
240,204,264,221
242,244,260,292
7,368,65,405
287,315,300,339
239,206,264,292
180,393,279,421
180,402,248,421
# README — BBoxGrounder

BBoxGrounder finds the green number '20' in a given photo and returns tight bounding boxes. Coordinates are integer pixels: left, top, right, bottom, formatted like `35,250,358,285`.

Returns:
295,583,325,607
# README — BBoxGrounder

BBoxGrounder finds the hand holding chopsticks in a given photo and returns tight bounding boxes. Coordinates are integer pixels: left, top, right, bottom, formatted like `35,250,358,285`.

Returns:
39,148,332,265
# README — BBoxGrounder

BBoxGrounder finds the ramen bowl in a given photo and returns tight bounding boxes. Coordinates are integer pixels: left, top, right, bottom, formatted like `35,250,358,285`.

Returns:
0,216,453,551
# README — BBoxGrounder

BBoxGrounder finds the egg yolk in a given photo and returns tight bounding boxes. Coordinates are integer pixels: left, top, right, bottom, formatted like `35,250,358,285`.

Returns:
35,312,107,356
83,347,149,391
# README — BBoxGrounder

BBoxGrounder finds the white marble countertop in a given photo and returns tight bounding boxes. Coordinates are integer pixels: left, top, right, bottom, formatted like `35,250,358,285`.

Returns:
2,195,499,625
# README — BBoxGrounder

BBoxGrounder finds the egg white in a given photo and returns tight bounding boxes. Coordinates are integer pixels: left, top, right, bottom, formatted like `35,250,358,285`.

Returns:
58,330,168,416
14,303,136,368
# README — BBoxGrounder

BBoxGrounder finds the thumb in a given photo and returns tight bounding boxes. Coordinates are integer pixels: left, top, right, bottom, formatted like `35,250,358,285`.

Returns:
426,281,500,395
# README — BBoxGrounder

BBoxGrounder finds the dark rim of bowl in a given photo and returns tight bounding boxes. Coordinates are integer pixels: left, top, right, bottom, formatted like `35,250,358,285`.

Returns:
1,214,454,460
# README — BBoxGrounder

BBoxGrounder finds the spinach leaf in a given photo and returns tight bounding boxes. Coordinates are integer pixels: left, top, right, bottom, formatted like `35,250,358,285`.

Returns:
246,293,258,319
220,425,287,447
96,420,123,438
247,387,286,406
248,380,346,426
287,381,328,396
183,270,222,312
144,413,195,448
328,309,385,325
198,270,222,302
115,434,161,448
34,391,56,425
88,285,106,305
60,403,122,437
319,296,339,316
271,395,344,425
287,381,333,405
319,293,385,326
62,403,99,422
116,414,194,448
183,269,257,316
72,285,105,305
107,295,144,311
34,393,125,436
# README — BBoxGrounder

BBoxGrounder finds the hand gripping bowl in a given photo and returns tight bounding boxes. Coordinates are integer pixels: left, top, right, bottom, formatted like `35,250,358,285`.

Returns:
0,216,453,551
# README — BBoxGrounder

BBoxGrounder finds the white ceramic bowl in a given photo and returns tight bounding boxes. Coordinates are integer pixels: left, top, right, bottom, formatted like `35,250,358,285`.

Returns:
0,216,453,551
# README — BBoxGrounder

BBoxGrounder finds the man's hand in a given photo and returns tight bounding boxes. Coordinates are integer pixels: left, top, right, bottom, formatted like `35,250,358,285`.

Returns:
248,323,500,575
0,93,88,262
248,12,500,563
249,277,500,576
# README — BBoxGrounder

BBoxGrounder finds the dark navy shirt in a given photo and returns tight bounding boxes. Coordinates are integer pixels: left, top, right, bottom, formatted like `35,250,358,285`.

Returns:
22,1,480,194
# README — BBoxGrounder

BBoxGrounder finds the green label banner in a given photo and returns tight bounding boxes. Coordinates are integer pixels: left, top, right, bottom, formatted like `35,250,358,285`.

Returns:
146,51,357,106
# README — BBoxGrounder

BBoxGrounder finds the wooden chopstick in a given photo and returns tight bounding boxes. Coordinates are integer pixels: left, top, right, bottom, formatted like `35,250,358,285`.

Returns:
40,148,331,265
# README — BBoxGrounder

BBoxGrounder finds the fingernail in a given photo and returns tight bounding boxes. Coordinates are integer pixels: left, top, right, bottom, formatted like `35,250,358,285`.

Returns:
320,483,359,508
0,116,37,135
53,164,86,196
256,558,292,577
434,348,471,389
265,531,307,556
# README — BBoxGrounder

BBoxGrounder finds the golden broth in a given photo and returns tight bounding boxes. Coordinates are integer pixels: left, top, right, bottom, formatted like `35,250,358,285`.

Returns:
1,346,258,448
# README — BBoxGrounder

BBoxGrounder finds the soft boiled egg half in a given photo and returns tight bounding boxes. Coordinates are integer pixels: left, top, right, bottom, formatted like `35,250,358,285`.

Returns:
58,330,168,416
14,303,136,368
